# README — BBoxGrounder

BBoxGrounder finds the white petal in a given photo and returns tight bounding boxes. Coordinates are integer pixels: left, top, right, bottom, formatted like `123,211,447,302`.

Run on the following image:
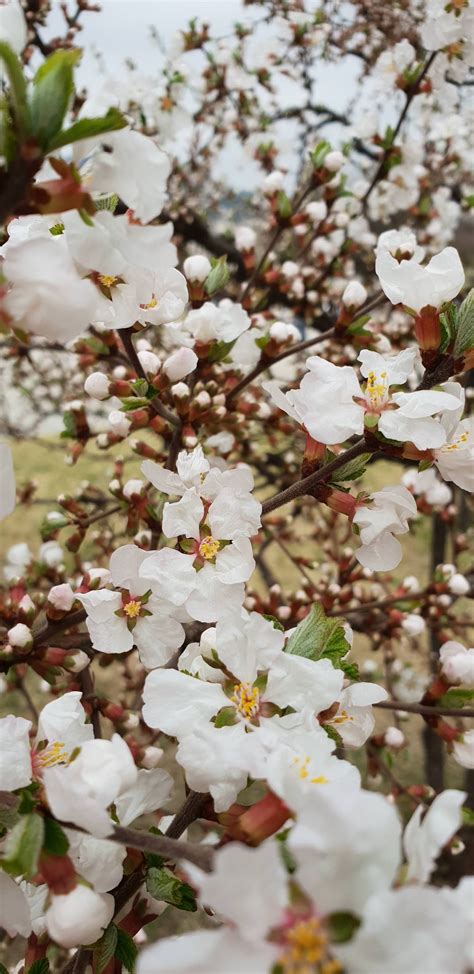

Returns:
142,668,227,735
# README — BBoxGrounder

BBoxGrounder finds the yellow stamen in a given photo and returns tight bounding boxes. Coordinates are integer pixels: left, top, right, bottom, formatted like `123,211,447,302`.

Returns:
98,274,118,288
365,370,389,411
38,741,68,768
123,599,141,619
199,536,220,560
231,682,260,719
292,756,328,784
332,709,354,725
278,917,342,974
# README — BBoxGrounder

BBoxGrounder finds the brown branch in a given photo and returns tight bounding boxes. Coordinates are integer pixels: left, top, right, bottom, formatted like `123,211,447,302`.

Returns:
165,790,208,839
374,700,474,719
362,53,437,204
261,439,369,515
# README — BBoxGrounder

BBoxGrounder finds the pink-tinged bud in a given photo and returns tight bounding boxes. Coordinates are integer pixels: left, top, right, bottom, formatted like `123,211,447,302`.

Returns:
238,792,290,844
325,489,357,517
48,583,76,613
101,702,126,722
43,647,68,666
414,306,441,351
39,854,77,895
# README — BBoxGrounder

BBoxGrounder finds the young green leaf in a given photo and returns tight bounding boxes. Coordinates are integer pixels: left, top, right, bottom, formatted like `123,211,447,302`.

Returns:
95,924,118,974
204,255,230,295
30,49,82,149
115,928,138,974
48,107,127,152
2,813,44,878
27,961,50,974
453,289,474,359
43,817,70,857
285,603,351,669
146,867,197,911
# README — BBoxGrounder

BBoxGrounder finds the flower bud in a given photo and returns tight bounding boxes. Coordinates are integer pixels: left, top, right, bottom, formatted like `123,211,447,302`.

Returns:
447,573,470,596
235,226,256,251
8,623,33,649
123,478,145,500
48,583,76,612
183,255,212,282
269,321,299,343
84,372,110,400
171,381,191,400
141,746,164,769
325,150,344,172
64,650,90,673
342,281,367,309
384,726,405,749
46,886,114,948
108,410,131,438
262,170,285,195
305,200,327,223
401,614,426,636
163,347,198,382
138,350,161,375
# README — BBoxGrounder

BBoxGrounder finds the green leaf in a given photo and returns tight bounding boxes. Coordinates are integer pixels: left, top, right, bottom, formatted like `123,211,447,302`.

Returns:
207,339,236,363
439,303,458,354
60,409,76,439
30,49,81,149
43,817,69,857
120,396,152,411
461,806,474,827
0,963,8,974
2,813,44,878
48,107,127,151
0,42,30,139
310,139,331,169
262,613,285,631
328,911,361,943
453,289,474,359
95,924,118,974
146,867,197,912
204,255,230,295
328,452,372,483
438,688,474,709
276,190,292,219
115,928,138,973
347,314,370,335
27,961,50,974
285,603,351,670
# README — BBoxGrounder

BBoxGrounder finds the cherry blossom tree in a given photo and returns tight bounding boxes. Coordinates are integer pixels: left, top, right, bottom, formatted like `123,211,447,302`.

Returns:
0,1,473,972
